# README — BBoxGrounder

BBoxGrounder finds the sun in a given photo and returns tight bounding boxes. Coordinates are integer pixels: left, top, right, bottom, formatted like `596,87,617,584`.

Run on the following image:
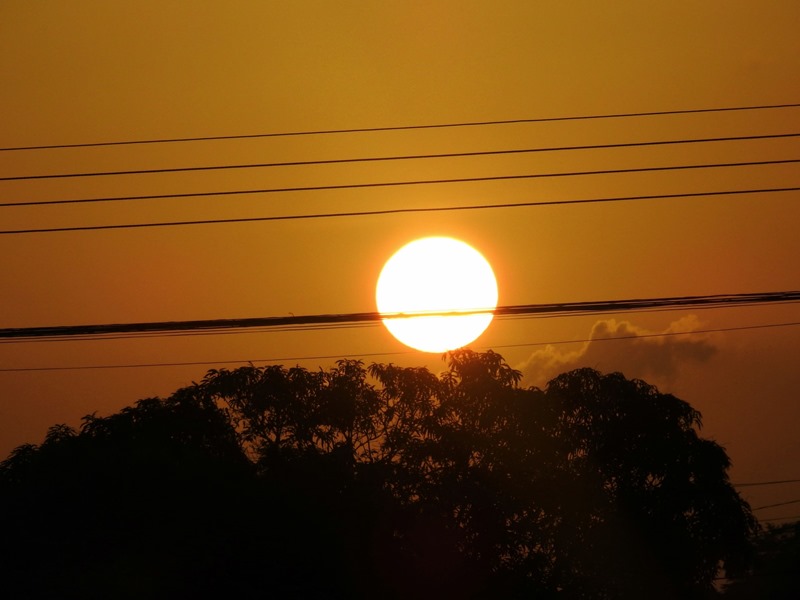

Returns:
376,237,498,352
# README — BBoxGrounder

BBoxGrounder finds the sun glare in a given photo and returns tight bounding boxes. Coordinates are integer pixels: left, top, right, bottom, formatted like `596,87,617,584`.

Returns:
376,237,498,352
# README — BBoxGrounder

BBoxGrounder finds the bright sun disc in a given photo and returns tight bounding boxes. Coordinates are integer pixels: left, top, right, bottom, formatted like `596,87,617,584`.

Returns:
376,237,498,352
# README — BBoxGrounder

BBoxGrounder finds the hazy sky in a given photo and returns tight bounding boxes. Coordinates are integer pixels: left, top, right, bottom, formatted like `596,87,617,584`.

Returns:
1,2,799,520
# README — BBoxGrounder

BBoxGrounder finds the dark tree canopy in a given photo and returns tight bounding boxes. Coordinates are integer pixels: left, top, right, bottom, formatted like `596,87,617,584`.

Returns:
0,350,756,598
722,520,800,599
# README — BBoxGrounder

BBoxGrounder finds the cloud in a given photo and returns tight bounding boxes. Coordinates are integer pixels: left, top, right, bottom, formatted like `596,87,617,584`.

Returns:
519,315,717,389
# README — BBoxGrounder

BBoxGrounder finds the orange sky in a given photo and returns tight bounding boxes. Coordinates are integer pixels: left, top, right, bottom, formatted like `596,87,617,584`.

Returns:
1,1,799,520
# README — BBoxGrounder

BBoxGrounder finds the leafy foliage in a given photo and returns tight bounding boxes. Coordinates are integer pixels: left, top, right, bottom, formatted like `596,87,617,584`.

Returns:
0,351,756,598
723,520,800,598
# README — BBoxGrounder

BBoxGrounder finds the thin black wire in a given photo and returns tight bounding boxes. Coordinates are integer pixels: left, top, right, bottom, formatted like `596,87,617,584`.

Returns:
752,498,800,511
2,185,798,236
1,293,798,344
3,157,797,209
1,156,798,212
0,352,407,373
3,102,799,153
759,514,800,523
6,304,799,346
2,319,798,373
500,301,800,322
0,322,382,344
492,321,800,350
4,132,798,182
735,479,800,488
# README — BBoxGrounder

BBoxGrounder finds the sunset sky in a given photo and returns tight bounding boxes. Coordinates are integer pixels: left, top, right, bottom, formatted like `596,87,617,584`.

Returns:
2,2,799,521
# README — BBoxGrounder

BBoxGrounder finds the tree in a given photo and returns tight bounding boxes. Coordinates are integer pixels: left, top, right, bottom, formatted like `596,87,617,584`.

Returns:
0,390,256,598
722,520,800,598
536,367,755,598
0,351,756,598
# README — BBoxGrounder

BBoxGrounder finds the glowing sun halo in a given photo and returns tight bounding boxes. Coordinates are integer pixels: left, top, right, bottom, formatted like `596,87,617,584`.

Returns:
376,237,498,352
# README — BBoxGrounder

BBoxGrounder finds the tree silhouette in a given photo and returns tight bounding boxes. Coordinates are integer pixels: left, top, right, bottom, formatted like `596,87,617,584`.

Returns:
0,351,756,598
722,520,800,598
535,367,756,597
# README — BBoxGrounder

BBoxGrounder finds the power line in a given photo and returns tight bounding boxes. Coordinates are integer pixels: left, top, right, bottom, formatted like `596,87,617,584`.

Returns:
759,514,800,523
4,158,797,209
753,498,800,512
1,292,798,342
0,352,408,373
1,319,798,373
2,101,798,152
0,322,382,345
2,158,798,213
2,185,798,236
4,132,798,182
735,479,800,488
3,311,798,347
492,321,800,350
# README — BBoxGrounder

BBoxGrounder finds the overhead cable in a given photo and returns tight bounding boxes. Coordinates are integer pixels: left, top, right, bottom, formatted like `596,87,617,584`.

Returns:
3,315,799,347
2,101,798,152
3,132,798,182
734,478,800,488
752,498,800,511
2,186,798,236
1,291,798,342
1,319,798,372
491,321,800,350
759,514,800,523
2,158,798,212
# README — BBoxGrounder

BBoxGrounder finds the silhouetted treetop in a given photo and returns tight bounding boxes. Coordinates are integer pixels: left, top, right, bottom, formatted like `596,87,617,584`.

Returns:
0,350,756,599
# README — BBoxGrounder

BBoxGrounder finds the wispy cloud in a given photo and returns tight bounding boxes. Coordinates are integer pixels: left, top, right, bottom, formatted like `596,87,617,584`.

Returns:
519,315,717,388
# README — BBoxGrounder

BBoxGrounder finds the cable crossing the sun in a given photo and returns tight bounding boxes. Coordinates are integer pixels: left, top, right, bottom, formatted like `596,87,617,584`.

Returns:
2,319,799,372
1,291,798,342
